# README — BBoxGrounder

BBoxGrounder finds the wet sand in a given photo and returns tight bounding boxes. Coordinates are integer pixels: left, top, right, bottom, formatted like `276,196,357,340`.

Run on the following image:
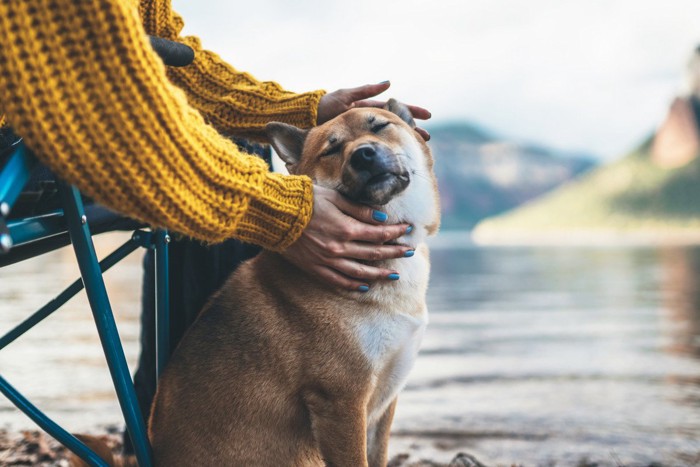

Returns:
0,428,678,466
0,428,493,467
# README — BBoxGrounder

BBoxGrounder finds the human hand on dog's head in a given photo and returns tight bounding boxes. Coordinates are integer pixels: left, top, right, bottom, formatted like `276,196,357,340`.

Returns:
317,81,432,141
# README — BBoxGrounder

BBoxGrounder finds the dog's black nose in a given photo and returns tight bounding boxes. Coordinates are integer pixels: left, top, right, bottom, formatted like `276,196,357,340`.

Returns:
350,145,377,172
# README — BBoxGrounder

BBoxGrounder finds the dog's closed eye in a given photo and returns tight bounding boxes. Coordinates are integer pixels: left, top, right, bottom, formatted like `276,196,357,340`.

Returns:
371,122,391,133
319,144,343,158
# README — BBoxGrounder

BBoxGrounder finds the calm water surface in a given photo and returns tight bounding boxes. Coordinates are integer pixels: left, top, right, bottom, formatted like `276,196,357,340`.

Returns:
2,233,700,466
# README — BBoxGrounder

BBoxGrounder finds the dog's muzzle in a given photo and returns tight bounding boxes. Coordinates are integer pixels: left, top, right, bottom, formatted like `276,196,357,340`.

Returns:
341,144,410,205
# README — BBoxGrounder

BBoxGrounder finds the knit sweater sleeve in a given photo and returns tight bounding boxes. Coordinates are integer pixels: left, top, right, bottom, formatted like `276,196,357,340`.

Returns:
0,0,313,249
139,0,326,140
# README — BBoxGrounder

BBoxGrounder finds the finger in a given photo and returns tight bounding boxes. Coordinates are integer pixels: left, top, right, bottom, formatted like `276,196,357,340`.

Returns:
346,81,391,101
405,104,432,120
351,99,386,109
354,223,411,244
330,192,392,225
415,127,431,141
314,265,369,292
351,101,431,121
343,243,414,261
331,258,400,282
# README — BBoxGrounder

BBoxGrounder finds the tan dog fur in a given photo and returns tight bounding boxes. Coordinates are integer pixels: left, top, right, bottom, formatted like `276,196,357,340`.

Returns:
148,100,440,466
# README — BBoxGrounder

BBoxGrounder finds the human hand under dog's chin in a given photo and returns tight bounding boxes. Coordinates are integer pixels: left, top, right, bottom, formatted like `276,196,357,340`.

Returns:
317,81,432,141
282,185,414,292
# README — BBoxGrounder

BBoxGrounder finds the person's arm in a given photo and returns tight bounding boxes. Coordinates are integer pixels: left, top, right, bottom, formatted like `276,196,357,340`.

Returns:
0,0,312,248
138,0,325,140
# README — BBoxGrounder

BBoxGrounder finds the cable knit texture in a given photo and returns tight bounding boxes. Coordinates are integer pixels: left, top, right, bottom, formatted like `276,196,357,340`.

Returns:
0,0,321,249
138,0,324,140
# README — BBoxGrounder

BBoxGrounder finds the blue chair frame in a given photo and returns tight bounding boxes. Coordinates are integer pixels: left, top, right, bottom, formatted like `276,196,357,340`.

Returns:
0,140,170,467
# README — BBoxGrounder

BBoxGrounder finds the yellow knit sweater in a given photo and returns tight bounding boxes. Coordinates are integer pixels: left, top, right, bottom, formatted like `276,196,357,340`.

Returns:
0,0,324,249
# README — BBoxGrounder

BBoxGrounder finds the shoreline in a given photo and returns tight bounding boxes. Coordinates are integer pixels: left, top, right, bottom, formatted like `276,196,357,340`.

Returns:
0,428,678,467
0,428,486,467
431,228,700,248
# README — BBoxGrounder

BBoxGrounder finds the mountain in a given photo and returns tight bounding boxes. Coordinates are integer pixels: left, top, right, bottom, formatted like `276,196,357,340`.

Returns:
472,94,700,244
472,46,700,244
430,123,597,230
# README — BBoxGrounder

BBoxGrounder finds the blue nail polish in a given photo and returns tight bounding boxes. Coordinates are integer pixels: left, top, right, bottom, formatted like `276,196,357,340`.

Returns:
406,225,413,233
358,285,370,292
388,273,400,281
372,210,388,222
379,80,391,85
404,250,415,257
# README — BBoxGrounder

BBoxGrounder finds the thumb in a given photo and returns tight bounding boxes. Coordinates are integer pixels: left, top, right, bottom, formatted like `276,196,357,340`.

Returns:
347,81,391,101
331,191,389,225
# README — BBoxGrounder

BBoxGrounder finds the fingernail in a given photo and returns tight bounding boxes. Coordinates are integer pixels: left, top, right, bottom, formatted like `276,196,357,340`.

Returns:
388,273,400,281
372,210,388,222
358,285,370,292
379,80,390,85
404,250,415,257
406,225,413,233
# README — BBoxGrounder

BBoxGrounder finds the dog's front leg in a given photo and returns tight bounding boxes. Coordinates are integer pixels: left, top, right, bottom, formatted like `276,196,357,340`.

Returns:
367,398,397,467
303,390,369,467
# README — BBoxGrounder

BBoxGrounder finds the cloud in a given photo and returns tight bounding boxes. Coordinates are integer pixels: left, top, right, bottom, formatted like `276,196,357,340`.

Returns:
173,0,700,159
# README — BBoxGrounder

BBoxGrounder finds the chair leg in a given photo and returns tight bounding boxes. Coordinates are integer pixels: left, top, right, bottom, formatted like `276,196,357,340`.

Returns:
58,183,153,467
0,375,109,467
0,239,140,351
154,230,170,380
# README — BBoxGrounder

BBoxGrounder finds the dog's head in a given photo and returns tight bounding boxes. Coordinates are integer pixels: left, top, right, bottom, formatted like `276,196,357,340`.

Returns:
266,99,440,236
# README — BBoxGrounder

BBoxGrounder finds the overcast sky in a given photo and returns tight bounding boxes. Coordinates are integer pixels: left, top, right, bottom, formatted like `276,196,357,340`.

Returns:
173,0,700,160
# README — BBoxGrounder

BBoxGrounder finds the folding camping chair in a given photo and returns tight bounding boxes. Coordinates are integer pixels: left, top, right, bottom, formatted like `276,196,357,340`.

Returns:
0,37,195,467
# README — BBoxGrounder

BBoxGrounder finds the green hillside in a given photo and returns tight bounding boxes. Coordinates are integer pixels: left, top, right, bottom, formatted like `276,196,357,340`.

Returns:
474,136,700,241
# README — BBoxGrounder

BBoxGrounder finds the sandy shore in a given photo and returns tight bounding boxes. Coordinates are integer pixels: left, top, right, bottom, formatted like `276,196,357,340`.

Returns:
0,428,490,467
2,427,683,466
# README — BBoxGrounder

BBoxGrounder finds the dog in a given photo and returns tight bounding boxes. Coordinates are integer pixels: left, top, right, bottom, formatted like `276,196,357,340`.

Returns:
145,99,440,466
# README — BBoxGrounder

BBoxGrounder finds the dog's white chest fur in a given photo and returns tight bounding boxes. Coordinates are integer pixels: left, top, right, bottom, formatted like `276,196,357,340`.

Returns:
352,306,427,423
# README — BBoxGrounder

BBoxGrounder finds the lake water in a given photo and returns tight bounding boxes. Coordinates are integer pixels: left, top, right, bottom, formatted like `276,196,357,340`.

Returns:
2,233,700,466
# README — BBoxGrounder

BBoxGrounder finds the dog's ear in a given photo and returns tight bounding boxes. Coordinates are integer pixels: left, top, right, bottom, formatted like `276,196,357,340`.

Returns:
266,122,308,171
385,98,416,128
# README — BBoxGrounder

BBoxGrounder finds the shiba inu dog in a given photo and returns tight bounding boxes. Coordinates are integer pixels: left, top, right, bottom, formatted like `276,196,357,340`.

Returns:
148,99,440,466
